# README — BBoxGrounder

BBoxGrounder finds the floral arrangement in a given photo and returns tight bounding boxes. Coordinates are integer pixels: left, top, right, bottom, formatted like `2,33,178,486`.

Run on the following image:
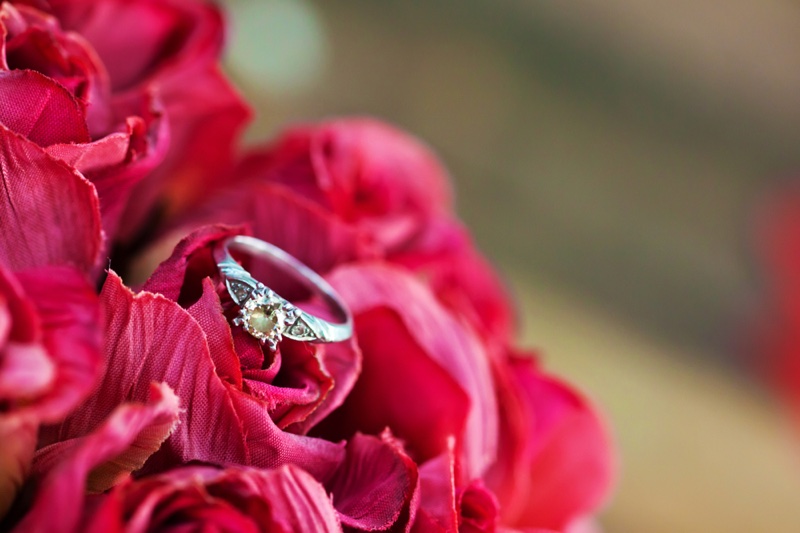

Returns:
0,1,614,532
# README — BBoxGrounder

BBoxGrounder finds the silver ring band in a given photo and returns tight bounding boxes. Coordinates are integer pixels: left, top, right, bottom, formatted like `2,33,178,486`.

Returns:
214,236,353,350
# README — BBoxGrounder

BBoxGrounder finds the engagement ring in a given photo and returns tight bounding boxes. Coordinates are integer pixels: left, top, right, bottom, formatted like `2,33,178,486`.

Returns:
214,235,353,351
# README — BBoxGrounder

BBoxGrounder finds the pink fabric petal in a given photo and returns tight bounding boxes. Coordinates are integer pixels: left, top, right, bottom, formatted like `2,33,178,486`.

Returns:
176,181,372,281
43,272,349,482
326,264,498,479
457,481,500,533
144,225,362,435
0,2,113,136
412,443,458,533
90,465,342,533
143,224,244,305
391,218,516,342
48,0,224,91
46,99,169,241
496,355,615,531
253,118,452,254
15,383,181,533
325,432,419,531
0,342,54,400
0,124,102,273
0,69,89,146
14,266,102,422
118,65,250,242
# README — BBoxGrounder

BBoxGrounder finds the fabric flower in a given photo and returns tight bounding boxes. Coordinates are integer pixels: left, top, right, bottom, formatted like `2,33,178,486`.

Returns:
39,226,418,531
0,0,249,245
173,118,515,340
146,117,615,531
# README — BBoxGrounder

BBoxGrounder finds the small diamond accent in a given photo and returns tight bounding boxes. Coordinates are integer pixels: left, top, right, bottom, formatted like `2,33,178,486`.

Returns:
289,319,311,337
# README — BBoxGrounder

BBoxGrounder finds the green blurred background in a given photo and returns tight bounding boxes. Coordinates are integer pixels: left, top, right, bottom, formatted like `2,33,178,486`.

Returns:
221,1,800,531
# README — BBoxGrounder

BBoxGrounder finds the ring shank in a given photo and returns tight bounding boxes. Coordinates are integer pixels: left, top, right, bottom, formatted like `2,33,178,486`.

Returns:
214,235,352,343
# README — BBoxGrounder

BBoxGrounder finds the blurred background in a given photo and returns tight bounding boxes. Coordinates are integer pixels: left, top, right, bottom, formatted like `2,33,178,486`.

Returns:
221,1,800,531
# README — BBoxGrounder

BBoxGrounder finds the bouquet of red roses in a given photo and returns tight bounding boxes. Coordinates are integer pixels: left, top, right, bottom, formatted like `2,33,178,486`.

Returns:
0,1,614,532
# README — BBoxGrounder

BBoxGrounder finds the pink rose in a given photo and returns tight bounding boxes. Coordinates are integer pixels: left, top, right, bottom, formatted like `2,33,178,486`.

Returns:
176,118,515,340
39,225,418,531
0,0,249,245
155,118,615,531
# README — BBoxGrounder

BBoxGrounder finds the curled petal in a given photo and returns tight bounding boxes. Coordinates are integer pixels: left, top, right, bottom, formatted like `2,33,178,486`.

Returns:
326,264,498,479
14,266,102,422
16,383,181,533
0,69,89,146
0,124,102,273
325,432,419,531
491,355,615,531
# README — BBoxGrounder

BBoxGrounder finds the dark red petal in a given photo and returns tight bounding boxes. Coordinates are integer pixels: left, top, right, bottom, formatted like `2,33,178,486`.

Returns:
390,218,516,342
0,124,102,273
16,383,181,533
0,69,89,145
48,0,223,91
118,66,250,242
325,432,418,531
240,465,342,533
457,481,500,533
41,271,250,468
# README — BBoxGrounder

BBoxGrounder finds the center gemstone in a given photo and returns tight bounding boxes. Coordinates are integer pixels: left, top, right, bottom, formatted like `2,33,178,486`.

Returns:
242,300,287,341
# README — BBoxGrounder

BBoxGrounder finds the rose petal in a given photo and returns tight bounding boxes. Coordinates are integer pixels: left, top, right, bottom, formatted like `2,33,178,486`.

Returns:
14,266,102,422
0,124,102,273
176,182,371,284
253,118,453,254
143,224,244,305
46,101,169,241
0,69,89,145
495,355,615,531
48,0,224,91
457,481,500,533
46,272,348,482
391,218,516,342
326,264,498,479
15,383,181,533
325,432,418,531
412,442,458,533
90,465,342,533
